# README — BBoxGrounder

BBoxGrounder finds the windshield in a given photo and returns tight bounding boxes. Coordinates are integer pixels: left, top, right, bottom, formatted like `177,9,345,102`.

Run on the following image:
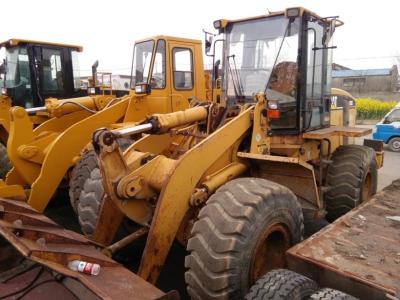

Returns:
4,46,34,108
130,40,154,88
5,47,31,89
224,16,300,101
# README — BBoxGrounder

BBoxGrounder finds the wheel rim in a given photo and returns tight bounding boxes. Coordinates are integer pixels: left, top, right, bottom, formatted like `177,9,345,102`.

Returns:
249,223,291,284
392,140,400,150
361,172,372,202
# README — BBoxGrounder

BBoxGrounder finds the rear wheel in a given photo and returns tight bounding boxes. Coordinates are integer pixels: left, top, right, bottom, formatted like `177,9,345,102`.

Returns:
388,137,400,152
185,178,304,299
309,288,358,300
245,269,318,300
0,143,11,179
324,145,377,222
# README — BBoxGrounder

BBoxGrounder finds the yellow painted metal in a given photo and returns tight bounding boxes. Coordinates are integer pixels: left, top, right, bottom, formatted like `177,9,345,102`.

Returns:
137,106,252,283
0,96,11,144
201,162,248,194
151,106,208,133
26,100,129,212
0,38,83,52
0,180,26,200
250,93,270,154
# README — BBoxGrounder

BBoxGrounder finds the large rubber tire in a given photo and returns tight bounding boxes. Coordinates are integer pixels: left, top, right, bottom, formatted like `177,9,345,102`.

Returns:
0,143,11,179
324,145,377,222
77,168,104,236
69,150,97,213
185,178,304,300
70,138,132,213
388,137,400,152
245,269,318,300
309,288,358,300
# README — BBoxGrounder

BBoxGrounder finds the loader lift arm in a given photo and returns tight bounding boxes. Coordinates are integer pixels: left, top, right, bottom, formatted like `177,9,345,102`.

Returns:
92,105,252,283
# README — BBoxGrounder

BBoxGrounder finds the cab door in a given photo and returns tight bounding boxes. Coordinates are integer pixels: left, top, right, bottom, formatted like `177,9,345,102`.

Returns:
168,42,197,112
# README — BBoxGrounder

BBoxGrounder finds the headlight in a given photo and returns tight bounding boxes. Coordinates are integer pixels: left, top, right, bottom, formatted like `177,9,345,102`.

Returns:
286,7,300,17
267,100,279,110
213,20,222,29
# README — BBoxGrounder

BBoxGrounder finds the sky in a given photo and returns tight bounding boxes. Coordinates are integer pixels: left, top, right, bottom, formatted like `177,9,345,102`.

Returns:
1,0,399,76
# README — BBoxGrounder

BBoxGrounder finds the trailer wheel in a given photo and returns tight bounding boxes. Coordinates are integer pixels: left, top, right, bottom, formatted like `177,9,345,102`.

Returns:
388,137,400,152
69,138,132,213
185,178,304,299
0,143,11,179
310,288,358,300
245,269,318,300
324,145,377,222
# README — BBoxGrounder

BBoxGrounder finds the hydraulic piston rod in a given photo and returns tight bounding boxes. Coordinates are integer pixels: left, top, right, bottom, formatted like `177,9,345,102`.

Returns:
25,106,47,115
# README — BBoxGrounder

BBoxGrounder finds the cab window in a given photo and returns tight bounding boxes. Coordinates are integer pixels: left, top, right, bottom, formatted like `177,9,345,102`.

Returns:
42,48,63,92
151,40,166,89
173,48,193,90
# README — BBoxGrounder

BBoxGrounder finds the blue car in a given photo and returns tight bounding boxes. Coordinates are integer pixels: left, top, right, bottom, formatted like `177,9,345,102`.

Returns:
373,103,400,152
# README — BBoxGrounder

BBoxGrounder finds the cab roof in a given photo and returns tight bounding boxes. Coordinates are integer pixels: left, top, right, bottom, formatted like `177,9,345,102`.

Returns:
217,7,341,27
134,35,202,45
0,38,83,52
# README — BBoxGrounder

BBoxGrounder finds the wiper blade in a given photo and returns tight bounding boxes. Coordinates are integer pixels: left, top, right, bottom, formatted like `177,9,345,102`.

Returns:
227,55,245,99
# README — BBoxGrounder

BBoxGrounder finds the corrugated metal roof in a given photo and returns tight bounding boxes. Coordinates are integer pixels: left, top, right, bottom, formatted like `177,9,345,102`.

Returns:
332,68,392,78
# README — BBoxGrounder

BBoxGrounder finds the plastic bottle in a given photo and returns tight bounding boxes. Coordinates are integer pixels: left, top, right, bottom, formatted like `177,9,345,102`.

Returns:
68,260,100,276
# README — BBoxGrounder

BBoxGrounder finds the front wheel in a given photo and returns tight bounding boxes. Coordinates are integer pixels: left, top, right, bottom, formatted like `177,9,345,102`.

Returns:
388,137,400,152
185,178,304,299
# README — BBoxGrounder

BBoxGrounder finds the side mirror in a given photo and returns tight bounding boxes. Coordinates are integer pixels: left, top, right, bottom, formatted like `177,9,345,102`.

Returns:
205,35,213,54
383,118,391,124
135,83,151,95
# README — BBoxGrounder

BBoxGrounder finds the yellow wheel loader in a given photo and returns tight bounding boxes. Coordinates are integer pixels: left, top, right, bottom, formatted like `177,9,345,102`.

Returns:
0,36,208,215
83,7,382,297
0,39,87,178
0,8,384,299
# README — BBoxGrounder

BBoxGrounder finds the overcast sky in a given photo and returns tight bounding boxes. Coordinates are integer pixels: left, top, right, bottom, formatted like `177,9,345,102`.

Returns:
1,0,399,75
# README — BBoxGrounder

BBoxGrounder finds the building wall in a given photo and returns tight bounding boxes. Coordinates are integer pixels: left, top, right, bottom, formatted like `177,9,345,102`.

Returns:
332,66,400,101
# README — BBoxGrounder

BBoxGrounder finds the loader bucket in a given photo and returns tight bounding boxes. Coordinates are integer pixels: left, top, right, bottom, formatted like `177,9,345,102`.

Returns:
0,198,177,299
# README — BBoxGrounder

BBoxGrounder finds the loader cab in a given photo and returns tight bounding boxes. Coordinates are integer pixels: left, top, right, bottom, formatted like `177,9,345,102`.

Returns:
215,7,342,135
0,39,85,109
129,36,206,114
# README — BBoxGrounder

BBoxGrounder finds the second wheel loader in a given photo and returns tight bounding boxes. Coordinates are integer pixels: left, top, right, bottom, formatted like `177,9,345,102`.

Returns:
0,35,209,214
0,39,87,177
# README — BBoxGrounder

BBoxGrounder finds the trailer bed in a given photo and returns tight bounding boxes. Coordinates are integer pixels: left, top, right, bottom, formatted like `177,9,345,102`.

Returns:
287,179,400,299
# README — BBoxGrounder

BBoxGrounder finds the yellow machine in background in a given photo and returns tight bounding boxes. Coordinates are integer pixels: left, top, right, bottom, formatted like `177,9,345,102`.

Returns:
0,39,87,177
0,36,209,214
